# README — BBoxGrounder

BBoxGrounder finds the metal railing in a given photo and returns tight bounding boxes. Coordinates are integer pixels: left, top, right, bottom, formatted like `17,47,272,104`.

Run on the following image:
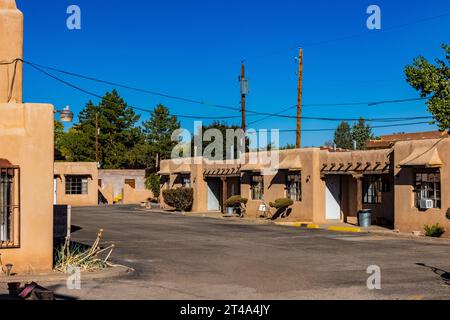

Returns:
0,165,20,249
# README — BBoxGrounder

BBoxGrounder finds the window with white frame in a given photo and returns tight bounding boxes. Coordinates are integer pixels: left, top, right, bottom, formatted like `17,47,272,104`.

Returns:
251,174,264,200
65,175,89,195
286,173,301,201
414,171,441,209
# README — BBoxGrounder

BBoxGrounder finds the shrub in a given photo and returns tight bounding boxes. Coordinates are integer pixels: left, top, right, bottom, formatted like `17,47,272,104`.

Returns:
446,208,450,220
424,223,445,238
269,198,294,209
225,195,248,207
145,174,161,200
162,188,193,212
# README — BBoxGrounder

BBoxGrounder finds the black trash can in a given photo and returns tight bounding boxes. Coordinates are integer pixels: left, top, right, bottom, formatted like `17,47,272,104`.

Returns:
358,209,372,227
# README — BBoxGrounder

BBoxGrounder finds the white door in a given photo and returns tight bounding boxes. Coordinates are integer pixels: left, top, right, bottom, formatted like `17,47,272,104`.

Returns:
326,175,341,220
207,180,221,211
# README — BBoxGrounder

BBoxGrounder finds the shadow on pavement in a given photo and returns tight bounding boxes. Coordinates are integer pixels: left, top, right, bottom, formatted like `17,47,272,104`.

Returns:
416,263,450,285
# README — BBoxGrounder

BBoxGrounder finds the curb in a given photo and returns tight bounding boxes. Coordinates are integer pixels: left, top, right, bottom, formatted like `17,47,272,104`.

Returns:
327,226,361,233
0,265,134,285
274,222,320,229
274,221,361,233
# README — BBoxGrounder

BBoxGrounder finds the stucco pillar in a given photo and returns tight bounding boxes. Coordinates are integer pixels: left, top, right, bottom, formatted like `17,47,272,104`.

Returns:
0,0,23,103
221,177,227,213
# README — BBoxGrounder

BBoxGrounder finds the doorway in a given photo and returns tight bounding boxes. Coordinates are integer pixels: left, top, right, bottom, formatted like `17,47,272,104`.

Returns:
207,179,221,211
326,175,341,220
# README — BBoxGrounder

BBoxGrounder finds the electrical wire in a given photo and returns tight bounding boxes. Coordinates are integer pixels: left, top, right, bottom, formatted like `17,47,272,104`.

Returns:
24,59,430,116
24,61,242,120
278,121,431,132
242,10,450,62
24,60,433,124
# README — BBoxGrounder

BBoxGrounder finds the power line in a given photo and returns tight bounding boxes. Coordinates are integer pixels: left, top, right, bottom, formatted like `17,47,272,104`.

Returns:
24,61,241,120
278,121,431,132
24,59,429,115
23,59,433,123
242,10,450,62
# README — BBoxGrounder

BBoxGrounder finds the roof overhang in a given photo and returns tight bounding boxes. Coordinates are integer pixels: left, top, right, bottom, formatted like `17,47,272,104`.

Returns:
398,147,443,168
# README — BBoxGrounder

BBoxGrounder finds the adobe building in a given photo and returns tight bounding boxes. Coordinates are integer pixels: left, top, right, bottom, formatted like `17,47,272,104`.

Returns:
53,163,154,206
159,134,450,237
0,0,54,272
99,169,153,204
54,162,99,206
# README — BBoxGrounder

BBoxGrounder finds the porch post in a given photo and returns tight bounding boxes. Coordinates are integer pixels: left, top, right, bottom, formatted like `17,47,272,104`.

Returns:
355,174,363,212
221,177,227,213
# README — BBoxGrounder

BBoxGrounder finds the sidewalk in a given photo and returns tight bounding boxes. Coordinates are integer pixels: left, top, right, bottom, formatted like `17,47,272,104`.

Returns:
0,265,133,285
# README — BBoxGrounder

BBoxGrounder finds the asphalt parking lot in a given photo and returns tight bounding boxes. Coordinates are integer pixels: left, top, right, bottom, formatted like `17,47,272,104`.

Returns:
20,205,450,299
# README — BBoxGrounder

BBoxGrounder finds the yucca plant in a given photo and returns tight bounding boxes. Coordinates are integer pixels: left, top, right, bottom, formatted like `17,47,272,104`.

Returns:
54,229,116,273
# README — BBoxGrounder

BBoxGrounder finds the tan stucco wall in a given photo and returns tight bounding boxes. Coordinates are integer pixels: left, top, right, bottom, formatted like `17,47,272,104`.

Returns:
393,139,450,236
0,0,22,103
0,103,54,273
122,184,153,204
54,162,99,207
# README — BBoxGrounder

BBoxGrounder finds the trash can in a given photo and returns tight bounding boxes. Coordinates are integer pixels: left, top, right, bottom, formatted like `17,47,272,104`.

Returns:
358,209,372,227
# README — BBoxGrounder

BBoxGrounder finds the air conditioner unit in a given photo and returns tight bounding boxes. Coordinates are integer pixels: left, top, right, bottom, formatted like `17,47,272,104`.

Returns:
419,199,434,210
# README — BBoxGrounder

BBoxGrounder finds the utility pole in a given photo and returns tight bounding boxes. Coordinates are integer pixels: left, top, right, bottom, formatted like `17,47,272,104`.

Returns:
239,62,249,132
95,112,99,165
296,48,304,149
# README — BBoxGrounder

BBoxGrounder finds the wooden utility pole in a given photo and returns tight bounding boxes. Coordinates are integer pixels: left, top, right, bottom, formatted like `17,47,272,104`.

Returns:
240,62,247,132
95,112,99,164
296,48,304,149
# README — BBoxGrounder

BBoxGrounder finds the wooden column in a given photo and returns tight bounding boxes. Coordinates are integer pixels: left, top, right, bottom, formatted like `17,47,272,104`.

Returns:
355,175,363,212
221,177,227,213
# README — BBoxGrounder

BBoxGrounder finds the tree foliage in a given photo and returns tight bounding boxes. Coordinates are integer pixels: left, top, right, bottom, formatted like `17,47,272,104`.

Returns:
142,104,180,170
145,173,161,199
59,90,146,169
405,44,450,131
352,118,374,150
333,121,353,150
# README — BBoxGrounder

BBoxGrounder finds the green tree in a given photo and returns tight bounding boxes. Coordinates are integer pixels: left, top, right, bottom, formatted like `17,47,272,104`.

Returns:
142,104,180,171
60,90,146,169
334,121,353,149
351,118,374,150
405,44,450,131
54,120,66,161
193,121,250,160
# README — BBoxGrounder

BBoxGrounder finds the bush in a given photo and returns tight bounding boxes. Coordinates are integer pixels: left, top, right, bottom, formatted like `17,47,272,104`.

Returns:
446,208,450,220
145,174,161,200
225,195,248,207
269,198,294,209
162,188,193,212
424,223,445,238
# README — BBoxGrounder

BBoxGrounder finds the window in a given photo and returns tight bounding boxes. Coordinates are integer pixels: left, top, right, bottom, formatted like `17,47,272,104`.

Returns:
362,175,383,204
65,175,89,195
251,175,264,200
125,179,136,189
0,162,19,248
182,175,191,188
415,171,441,209
286,173,301,201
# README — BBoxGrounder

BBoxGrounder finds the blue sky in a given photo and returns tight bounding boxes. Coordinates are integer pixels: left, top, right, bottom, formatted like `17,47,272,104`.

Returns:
18,0,450,147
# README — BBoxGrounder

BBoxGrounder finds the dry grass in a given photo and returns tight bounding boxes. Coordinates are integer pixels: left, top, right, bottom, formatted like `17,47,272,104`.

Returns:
54,229,116,273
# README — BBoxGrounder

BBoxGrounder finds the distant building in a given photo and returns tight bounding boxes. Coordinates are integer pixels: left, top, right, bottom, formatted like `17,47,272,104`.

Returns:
367,131,449,150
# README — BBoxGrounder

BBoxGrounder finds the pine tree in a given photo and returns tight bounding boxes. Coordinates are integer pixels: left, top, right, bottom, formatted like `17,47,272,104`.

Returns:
351,118,374,150
142,104,180,170
60,90,146,169
334,121,353,149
